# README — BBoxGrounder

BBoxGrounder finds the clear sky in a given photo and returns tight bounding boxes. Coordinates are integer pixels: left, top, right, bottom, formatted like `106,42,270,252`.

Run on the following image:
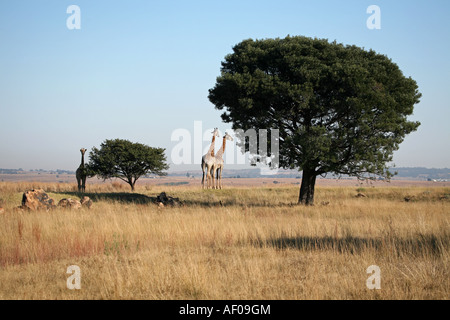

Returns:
0,0,449,172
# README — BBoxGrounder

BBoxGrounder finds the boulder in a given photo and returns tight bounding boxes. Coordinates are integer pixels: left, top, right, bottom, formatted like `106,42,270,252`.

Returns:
21,189,56,211
80,196,93,209
156,192,181,207
58,198,82,210
58,196,93,210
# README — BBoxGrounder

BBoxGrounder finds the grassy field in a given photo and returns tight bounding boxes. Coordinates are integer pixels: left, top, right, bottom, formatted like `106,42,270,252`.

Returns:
0,181,448,299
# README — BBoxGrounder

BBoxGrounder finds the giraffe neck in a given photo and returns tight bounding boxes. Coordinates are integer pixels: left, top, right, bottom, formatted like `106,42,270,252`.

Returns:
208,135,216,157
216,137,226,158
80,153,85,167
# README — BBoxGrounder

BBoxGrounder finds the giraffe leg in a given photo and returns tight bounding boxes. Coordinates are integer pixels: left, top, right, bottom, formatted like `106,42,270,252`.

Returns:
202,172,205,189
211,167,217,189
210,165,215,189
82,177,86,193
206,171,211,189
201,169,205,189
219,168,223,189
210,167,214,189
201,162,207,189
216,168,220,189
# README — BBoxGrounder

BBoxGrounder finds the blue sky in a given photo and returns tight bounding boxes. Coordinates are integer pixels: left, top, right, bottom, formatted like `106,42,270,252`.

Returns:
0,0,449,171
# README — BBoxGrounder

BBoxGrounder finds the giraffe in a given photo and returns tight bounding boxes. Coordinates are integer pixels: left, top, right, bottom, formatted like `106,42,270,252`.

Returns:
201,128,220,189
76,148,87,193
212,132,233,189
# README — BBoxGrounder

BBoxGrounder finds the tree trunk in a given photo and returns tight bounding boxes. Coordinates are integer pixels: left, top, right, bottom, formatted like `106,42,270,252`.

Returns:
298,168,317,205
128,178,135,192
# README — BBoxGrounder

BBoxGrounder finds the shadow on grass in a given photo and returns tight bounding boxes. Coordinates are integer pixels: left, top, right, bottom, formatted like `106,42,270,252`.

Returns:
57,191,297,208
259,234,447,256
181,199,298,208
57,192,156,205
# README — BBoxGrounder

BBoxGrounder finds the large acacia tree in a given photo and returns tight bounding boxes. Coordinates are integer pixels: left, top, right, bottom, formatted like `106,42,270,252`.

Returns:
87,139,169,191
208,36,421,205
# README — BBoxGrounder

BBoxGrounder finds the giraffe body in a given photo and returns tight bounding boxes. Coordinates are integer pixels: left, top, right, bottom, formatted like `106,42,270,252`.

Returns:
201,128,220,189
213,132,233,189
76,148,87,193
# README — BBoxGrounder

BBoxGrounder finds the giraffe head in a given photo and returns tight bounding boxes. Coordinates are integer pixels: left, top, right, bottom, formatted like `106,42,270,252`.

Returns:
224,132,234,141
212,128,220,137
80,148,87,155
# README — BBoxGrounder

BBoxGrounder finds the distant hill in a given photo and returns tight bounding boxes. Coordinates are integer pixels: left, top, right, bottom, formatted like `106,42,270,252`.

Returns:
170,167,450,181
392,167,449,180
0,168,75,175
1,167,448,181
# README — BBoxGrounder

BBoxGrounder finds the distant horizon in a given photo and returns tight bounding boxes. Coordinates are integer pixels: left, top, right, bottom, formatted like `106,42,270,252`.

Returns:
1,165,449,173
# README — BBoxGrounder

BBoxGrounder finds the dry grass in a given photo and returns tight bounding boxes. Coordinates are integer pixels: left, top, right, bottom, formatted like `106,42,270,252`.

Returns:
0,181,448,299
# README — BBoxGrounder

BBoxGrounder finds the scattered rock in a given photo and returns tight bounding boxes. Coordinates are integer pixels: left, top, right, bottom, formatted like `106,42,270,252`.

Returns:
158,202,165,209
0,207,4,214
21,189,56,211
58,196,93,210
320,201,330,206
356,192,367,198
80,196,93,209
58,198,82,210
156,192,182,207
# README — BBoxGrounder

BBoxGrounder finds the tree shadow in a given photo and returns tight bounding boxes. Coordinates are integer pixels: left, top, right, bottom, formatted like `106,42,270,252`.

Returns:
259,236,380,255
259,235,446,256
181,199,297,208
56,192,156,205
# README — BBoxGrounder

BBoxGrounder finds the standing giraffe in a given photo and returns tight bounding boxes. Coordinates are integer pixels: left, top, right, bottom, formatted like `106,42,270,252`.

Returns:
76,148,87,193
201,128,220,189
212,132,233,189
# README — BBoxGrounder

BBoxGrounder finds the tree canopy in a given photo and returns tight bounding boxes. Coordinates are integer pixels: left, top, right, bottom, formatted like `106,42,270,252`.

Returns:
208,36,421,205
87,139,169,191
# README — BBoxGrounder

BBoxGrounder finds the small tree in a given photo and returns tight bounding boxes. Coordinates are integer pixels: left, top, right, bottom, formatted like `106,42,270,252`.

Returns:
88,139,169,191
208,36,421,205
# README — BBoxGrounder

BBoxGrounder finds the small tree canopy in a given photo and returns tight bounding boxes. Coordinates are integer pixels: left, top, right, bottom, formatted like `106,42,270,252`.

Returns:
87,139,169,191
208,36,421,205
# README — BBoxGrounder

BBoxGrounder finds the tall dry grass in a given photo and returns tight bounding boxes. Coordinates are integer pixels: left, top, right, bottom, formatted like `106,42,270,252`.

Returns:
0,181,448,299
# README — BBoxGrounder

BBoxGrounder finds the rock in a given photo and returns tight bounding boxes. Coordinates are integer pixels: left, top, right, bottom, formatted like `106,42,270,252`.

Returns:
80,196,93,209
158,202,165,208
57,196,93,210
21,189,56,211
58,198,82,210
156,192,169,203
0,207,4,214
356,192,367,198
156,192,182,207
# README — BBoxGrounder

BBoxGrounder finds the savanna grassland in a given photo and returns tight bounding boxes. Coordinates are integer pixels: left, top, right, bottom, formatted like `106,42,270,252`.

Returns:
0,180,448,300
